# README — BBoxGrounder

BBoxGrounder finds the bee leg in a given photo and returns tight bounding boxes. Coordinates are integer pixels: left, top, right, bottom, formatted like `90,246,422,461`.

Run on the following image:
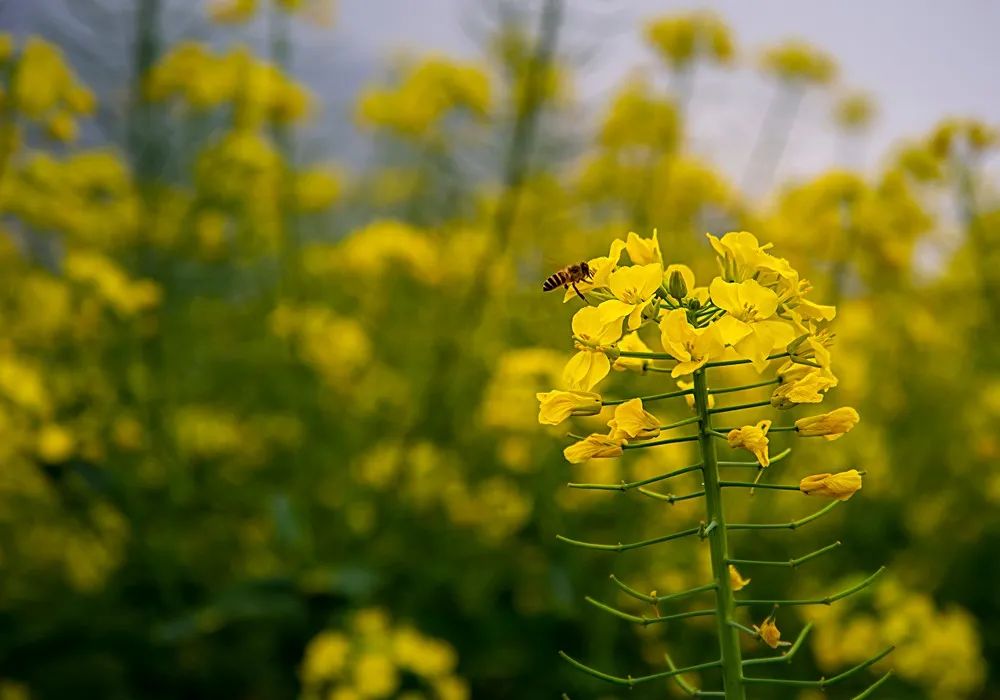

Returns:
571,282,586,302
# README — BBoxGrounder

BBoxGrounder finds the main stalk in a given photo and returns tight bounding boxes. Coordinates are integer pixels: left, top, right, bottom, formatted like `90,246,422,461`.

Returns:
693,368,746,700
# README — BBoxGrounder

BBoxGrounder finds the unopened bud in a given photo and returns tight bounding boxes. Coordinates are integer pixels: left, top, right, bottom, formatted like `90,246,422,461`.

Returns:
668,269,689,301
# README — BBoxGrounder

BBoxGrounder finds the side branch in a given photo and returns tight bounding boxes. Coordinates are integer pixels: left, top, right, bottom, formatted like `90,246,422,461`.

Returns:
567,463,702,491
728,541,842,569
556,526,701,552
736,567,885,607
705,352,789,368
665,652,726,697
558,652,721,687
637,488,705,504
742,646,895,688
728,501,840,531
585,597,715,626
708,400,772,415
852,671,894,699
708,378,781,395
602,387,693,407
742,623,813,667
623,434,699,449
719,447,791,468
609,576,716,604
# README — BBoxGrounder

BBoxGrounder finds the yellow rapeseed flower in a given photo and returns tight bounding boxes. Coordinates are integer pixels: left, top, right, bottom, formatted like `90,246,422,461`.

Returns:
536,390,602,426
659,308,724,378
727,420,771,466
624,229,662,266
608,398,660,441
754,615,783,649
795,407,860,440
601,263,663,331
563,433,625,464
710,278,796,371
728,565,751,591
771,368,838,409
799,469,863,501
563,306,622,391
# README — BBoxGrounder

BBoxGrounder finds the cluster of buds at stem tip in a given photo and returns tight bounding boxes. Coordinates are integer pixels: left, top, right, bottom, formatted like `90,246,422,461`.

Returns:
667,268,688,302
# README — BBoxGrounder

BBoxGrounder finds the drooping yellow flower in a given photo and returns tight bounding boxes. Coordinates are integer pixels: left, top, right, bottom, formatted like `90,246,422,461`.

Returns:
727,420,771,466
659,309,724,378
625,229,662,265
607,398,660,441
613,332,653,373
710,278,796,371
563,239,626,302
536,390,602,426
728,565,751,591
795,407,860,440
799,469,863,501
563,433,625,464
754,615,783,649
600,263,664,331
771,368,838,409
562,306,623,391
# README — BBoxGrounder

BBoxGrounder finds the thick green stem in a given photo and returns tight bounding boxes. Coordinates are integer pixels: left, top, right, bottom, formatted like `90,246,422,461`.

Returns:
693,369,746,700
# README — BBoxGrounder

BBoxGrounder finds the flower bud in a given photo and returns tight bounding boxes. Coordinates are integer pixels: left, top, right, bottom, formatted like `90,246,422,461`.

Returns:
799,469,863,501
795,407,860,440
536,390,602,426
668,269,689,301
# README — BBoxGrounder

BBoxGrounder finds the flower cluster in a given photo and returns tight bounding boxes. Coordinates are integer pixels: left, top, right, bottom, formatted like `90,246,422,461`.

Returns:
0,35,95,143
300,608,468,700
356,58,491,138
541,233,832,414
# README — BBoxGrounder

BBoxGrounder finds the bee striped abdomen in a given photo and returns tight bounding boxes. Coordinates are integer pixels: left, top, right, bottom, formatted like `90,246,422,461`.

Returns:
542,271,570,291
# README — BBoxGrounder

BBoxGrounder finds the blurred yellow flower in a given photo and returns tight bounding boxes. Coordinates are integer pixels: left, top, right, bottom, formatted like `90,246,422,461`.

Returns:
727,419,771,466
644,12,734,70
795,407,860,440
36,424,75,462
536,390,602,426
799,469,863,501
760,40,837,85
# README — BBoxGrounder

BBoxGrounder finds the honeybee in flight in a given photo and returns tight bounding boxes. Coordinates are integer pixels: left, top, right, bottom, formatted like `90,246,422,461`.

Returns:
542,261,593,301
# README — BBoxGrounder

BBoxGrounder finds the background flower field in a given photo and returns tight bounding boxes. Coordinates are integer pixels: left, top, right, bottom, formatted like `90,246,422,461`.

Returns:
0,1,997,698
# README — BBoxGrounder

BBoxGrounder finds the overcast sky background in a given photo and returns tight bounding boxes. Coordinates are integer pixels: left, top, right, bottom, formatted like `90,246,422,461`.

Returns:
333,0,1000,188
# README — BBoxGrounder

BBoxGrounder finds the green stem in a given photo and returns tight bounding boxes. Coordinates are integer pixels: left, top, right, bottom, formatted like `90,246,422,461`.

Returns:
727,541,841,569
735,566,885,607
693,368,746,700
602,387,692,406
727,501,840,531
705,352,789,368
709,400,772,415
659,416,702,431
637,488,705,504
609,577,716,604
567,462,702,491
622,434,699,449
556,526,701,553
709,378,781,395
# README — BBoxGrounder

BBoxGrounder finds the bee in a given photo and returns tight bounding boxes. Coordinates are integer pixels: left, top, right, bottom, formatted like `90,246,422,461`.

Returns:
542,261,593,301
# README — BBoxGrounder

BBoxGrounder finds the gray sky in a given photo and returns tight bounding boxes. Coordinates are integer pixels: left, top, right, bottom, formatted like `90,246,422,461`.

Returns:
335,0,1000,189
